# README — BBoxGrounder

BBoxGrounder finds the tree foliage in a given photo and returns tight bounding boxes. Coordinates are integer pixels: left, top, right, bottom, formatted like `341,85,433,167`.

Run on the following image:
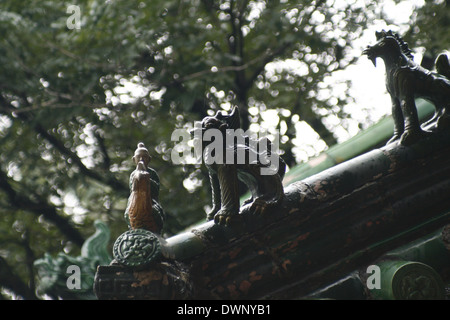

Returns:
0,0,442,299
403,0,450,69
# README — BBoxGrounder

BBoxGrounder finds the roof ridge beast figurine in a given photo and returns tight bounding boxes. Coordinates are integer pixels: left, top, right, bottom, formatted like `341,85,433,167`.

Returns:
363,29,450,145
195,106,286,225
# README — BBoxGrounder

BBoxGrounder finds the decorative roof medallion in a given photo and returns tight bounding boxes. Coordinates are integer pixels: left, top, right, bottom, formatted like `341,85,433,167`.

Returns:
113,229,161,268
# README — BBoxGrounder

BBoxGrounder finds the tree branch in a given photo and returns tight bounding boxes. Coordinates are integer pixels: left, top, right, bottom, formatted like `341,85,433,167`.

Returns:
32,122,127,193
0,256,38,300
0,166,85,247
93,128,112,171
0,96,127,194
21,230,37,295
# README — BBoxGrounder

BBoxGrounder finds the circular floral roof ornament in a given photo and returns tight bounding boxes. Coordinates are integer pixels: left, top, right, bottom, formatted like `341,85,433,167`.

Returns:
113,229,161,268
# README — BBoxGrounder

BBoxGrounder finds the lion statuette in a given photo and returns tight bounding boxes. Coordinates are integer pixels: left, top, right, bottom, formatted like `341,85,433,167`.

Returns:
194,106,286,225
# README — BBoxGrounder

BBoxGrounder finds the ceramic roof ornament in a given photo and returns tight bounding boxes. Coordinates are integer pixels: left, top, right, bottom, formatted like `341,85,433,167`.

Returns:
195,106,286,226
124,142,164,234
363,30,450,145
113,143,165,269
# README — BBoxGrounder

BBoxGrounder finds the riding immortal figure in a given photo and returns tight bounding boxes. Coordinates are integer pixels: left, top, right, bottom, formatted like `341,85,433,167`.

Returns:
363,29,450,145
124,143,165,234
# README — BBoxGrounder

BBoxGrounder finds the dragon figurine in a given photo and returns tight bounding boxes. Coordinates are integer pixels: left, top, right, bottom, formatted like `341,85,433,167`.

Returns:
34,220,112,300
363,30,450,145
195,106,286,225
